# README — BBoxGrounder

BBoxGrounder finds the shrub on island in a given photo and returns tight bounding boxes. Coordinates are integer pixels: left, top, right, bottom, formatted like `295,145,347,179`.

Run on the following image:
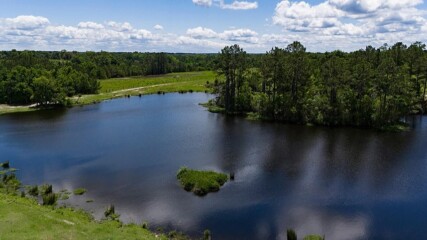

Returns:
177,167,228,196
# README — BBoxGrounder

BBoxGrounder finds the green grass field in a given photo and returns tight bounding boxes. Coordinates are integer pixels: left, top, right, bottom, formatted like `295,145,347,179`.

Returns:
100,71,214,93
0,105,37,115
0,71,217,115
72,71,216,106
0,193,165,240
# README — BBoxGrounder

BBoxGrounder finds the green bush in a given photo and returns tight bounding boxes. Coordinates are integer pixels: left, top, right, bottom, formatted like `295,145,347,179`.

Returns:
168,231,178,238
104,204,115,217
73,188,87,196
303,235,324,240
287,229,297,240
42,193,57,206
167,230,190,240
1,161,9,169
2,174,21,193
177,167,228,196
104,204,119,220
58,190,71,200
203,229,211,240
141,221,148,229
40,184,53,196
27,185,39,197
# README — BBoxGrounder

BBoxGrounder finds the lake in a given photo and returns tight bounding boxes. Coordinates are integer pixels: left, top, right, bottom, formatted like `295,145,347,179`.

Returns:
1,93,426,240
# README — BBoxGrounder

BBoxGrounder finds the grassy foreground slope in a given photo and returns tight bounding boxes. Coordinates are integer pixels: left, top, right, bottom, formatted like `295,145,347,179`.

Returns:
73,71,215,105
0,193,164,240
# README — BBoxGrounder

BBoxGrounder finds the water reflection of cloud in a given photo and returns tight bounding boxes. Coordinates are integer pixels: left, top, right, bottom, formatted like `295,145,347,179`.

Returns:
277,207,368,240
4,95,427,239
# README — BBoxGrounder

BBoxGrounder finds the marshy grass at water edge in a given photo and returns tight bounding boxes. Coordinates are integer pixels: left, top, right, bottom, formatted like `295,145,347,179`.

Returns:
176,167,229,196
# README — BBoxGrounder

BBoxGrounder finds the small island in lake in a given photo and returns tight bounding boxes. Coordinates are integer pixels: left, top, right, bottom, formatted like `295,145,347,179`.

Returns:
177,167,229,196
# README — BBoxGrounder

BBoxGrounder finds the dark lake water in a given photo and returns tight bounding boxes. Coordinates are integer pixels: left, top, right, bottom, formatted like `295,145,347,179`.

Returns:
1,93,427,240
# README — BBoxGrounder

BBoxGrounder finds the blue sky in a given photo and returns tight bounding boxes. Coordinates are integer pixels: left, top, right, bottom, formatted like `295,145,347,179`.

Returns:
0,0,426,52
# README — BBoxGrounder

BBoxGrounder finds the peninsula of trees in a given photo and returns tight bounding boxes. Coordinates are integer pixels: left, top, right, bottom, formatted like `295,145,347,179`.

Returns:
213,42,427,128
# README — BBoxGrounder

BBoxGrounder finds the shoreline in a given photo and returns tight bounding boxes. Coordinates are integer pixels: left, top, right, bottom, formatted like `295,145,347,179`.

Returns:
0,192,177,240
200,102,412,132
0,89,211,116
0,72,214,116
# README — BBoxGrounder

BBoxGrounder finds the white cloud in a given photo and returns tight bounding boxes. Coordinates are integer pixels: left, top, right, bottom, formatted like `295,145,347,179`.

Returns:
0,16,156,51
130,29,153,40
1,7,427,53
220,28,258,43
77,22,104,29
107,21,133,32
186,27,217,39
329,0,423,13
219,1,258,10
154,24,164,30
176,35,225,49
192,0,212,7
273,1,344,32
192,0,258,10
185,27,260,46
272,0,427,50
0,15,265,53
2,15,49,30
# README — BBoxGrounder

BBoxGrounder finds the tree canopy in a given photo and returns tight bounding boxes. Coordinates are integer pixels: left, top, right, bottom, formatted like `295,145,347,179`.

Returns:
0,51,217,105
214,42,427,128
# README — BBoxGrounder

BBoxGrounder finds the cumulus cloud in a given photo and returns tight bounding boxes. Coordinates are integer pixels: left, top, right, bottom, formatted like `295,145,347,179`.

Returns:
0,15,265,53
273,0,425,34
1,4,427,54
0,16,155,51
186,27,217,39
77,22,104,29
192,0,212,7
273,1,343,32
2,15,49,30
272,0,427,50
154,24,164,30
219,1,258,10
220,28,258,43
192,0,258,10
107,21,133,32
329,0,423,13
185,27,260,44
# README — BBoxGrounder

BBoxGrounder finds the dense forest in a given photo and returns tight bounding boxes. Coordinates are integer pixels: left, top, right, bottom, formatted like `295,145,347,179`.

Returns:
1,43,426,128
213,42,427,128
0,51,218,105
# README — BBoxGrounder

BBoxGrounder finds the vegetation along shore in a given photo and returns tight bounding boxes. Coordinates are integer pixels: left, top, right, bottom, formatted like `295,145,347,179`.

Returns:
2,41,426,131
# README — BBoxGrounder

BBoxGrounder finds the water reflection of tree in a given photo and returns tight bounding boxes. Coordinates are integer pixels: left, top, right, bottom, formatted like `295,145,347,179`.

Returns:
261,124,417,198
213,115,249,173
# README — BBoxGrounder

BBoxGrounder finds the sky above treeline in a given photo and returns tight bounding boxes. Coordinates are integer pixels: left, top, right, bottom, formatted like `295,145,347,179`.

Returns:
1,0,427,53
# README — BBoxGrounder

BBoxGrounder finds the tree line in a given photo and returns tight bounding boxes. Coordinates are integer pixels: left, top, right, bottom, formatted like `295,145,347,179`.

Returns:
214,42,427,128
0,50,217,105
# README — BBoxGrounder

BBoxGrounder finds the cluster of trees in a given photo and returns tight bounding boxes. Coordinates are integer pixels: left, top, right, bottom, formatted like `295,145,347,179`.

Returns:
0,50,217,105
0,66,99,106
214,42,427,128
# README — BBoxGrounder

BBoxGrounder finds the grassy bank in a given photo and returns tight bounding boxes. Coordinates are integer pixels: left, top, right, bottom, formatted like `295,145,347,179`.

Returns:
0,193,165,240
0,71,216,115
72,71,215,106
0,105,37,116
177,167,229,196
0,162,191,240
